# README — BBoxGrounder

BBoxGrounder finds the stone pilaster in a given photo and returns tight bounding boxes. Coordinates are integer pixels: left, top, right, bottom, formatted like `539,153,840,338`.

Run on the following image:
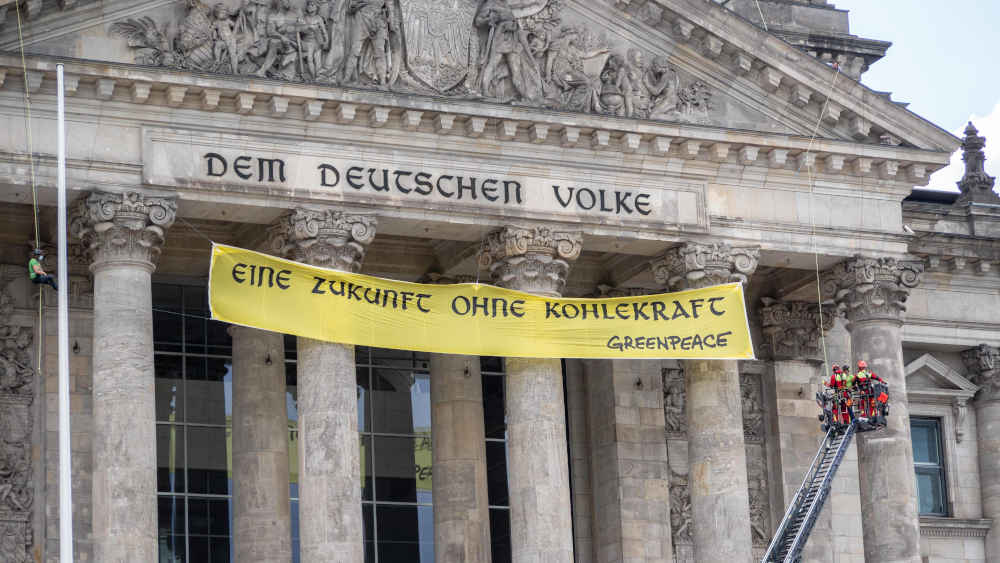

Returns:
429,353,491,563
584,358,672,563
825,255,923,563
0,287,36,563
650,242,759,563
479,225,581,563
962,344,1000,562
229,325,292,563
268,208,376,563
759,299,836,561
70,189,176,563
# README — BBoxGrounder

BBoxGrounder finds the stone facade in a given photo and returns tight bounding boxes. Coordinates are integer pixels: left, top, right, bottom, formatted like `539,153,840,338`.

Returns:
0,1,996,562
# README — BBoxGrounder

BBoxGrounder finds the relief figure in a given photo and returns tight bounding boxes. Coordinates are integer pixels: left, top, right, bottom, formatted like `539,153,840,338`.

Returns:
475,0,543,103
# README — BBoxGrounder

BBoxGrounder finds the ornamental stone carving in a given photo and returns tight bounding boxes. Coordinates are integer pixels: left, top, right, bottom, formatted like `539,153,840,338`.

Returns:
110,0,714,123
745,443,770,547
267,208,377,271
70,190,177,271
759,298,835,361
650,243,760,290
823,256,922,324
740,372,763,443
662,366,686,437
956,122,999,205
0,287,34,563
962,344,1000,402
668,471,692,545
478,225,582,295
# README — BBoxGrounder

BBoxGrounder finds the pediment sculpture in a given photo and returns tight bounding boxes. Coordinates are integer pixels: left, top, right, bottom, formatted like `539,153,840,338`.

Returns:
111,0,713,123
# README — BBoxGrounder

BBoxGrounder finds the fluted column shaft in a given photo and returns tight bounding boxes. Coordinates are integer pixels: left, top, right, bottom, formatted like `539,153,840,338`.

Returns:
230,326,292,562
430,353,492,563
72,190,176,562
268,208,377,562
480,225,582,563
827,256,923,563
963,345,1000,561
651,243,759,563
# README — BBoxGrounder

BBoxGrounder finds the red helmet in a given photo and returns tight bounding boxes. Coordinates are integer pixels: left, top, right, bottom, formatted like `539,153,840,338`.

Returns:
832,366,842,373
857,360,867,369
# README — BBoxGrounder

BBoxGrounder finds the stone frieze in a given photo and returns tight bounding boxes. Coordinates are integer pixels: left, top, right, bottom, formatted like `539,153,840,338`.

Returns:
110,0,714,123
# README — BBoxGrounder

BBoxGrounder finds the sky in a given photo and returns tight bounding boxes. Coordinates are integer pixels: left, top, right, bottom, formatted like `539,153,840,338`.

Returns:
832,1,1000,191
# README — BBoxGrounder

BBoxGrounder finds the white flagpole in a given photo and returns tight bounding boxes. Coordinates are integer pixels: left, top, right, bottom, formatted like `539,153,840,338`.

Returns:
56,63,74,562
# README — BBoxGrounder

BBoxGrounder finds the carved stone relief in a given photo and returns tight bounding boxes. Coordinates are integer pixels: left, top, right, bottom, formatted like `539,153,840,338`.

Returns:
741,370,770,547
662,366,686,438
759,298,835,361
822,256,923,324
962,343,1000,402
0,286,34,563
668,470,692,546
111,0,714,122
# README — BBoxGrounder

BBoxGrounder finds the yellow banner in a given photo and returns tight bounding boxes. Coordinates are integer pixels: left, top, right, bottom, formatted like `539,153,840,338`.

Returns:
208,244,754,359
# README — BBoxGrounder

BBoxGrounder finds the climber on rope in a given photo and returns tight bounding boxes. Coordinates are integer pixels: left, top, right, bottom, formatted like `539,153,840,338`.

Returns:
28,249,57,290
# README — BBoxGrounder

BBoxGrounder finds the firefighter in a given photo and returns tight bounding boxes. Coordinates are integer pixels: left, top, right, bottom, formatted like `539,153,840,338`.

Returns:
840,364,856,424
855,364,872,418
823,365,844,427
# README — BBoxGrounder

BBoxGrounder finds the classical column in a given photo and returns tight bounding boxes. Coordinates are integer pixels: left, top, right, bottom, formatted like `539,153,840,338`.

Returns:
229,326,292,562
759,299,835,560
429,353,491,563
826,256,923,563
479,225,582,563
268,208,377,563
650,242,759,563
962,344,1000,561
71,190,176,562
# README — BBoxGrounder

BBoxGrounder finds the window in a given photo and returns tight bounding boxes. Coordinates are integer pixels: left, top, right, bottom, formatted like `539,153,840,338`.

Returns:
911,417,948,516
153,283,234,563
155,283,512,563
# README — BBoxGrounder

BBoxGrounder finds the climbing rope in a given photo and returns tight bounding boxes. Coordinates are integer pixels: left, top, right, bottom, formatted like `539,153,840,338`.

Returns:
14,0,45,381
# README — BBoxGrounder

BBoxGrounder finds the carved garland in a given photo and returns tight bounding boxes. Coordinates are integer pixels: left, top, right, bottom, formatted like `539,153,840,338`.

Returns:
110,0,714,124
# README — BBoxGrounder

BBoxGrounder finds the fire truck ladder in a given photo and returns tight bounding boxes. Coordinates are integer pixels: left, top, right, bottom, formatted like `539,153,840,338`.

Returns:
760,421,857,563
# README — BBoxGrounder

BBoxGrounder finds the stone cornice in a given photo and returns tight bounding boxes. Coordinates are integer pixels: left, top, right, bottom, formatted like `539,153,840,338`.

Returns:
918,517,992,538
623,0,960,153
0,55,950,179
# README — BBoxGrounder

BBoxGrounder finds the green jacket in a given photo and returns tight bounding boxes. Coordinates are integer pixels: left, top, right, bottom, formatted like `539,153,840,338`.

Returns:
28,258,41,280
844,372,856,388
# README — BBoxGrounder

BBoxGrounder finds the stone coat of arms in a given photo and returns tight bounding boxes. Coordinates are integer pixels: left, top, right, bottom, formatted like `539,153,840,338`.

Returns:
397,0,480,92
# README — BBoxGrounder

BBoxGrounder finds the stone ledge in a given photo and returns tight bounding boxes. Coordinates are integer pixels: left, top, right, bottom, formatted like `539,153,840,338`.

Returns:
0,55,951,183
919,517,992,538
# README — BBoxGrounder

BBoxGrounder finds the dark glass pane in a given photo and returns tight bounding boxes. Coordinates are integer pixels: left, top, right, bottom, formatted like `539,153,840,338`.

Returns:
186,359,231,425
206,320,231,355
153,284,183,312
185,315,206,354
189,497,210,535
157,496,186,543
189,536,209,563
486,441,509,507
187,427,231,495
210,537,231,563
184,285,208,312
361,436,373,501
375,505,434,563
157,425,186,493
284,334,297,361
363,504,375,563
154,309,183,351
357,367,370,433
911,420,939,464
483,375,506,440
372,369,430,434
356,346,371,365
917,469,947,515
370,347,414,367
372,436,418,503
156,355,185,422
159,534,187,563
208,498,231,536
489,509,512,563
481,356,503,374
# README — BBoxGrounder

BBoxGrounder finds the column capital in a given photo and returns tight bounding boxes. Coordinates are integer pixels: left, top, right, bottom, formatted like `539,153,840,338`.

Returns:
70,190,177,272
822,255,923,324
759,298,835,362
478,225,582,296
962,344,1000,402
266,208,376,272
650,242,759,290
